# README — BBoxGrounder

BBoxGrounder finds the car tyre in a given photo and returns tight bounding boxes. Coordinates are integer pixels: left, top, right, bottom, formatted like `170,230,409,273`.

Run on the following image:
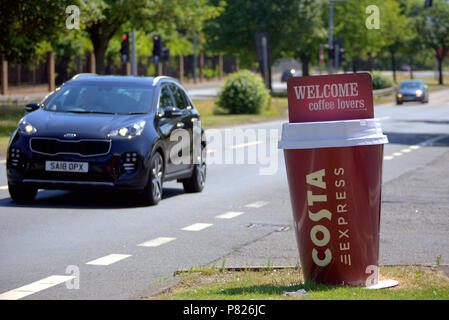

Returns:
140,151,164,206
182,145,206,193
8,183,37,202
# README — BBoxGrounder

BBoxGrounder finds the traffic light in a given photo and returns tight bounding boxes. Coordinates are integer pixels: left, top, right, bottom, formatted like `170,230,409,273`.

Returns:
153,35,162,64
120,32,130,63
327,48,335,61
162,47,170,62
339,47,345,63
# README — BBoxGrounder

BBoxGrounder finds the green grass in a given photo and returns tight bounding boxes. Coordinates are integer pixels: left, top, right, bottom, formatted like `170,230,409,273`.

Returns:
152,265,449,300
194,97,288,129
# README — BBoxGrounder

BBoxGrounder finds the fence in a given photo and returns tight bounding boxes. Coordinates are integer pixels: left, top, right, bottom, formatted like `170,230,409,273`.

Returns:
0,52,239,95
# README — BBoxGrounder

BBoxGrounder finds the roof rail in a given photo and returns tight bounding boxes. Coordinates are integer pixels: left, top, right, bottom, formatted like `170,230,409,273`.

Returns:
71,73,98,79
152,76,178,85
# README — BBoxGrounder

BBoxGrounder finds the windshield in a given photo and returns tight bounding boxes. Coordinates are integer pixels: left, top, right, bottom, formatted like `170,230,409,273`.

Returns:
399,82,423,90
42,82,155,114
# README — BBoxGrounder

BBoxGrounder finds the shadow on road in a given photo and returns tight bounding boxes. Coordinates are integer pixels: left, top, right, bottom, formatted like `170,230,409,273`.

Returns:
0,187,185,210
384,132,449,147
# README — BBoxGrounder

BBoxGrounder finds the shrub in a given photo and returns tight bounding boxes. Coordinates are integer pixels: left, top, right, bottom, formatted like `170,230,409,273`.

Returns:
371,72,394,90
216,70,269,114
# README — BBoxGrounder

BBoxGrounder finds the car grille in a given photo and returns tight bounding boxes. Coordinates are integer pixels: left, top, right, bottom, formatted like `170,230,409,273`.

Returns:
30,138,111,157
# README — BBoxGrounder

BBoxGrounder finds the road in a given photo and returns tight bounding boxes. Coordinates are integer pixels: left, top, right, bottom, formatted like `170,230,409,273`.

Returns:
0,89,448,299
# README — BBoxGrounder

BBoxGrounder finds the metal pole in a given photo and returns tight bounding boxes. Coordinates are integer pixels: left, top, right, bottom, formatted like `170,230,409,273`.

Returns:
193,28,197,83
335,43,339,73
132,28,137,76
328,1,333,75
261,35,270,89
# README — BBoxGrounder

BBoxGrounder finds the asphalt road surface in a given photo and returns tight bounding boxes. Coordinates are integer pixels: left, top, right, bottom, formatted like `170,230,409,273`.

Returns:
0,90,448,299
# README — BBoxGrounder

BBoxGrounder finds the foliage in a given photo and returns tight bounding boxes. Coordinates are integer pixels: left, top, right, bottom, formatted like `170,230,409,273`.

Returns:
280,0,327,75
0,0,70,64
204,0,294,68
76,0,223,73
216,70,269,114
371,72,394,90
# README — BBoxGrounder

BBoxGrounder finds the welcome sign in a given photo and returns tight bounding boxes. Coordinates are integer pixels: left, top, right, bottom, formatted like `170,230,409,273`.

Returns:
287,73,374,123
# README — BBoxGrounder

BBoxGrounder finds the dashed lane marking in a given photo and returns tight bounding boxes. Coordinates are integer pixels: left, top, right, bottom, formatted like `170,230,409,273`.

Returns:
230,140,263,149
181,223,213,231
0,275,75,300
0,185,7,190
216,211,244,219
245,201,269,209
86,254,131,266
138,237,176,247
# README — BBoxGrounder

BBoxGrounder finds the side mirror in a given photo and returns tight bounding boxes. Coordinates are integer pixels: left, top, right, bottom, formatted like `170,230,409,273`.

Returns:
164,106,183,118
25,102,40,113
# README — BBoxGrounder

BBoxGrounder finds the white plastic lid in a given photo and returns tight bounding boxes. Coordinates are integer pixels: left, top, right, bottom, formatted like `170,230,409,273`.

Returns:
278,118,388,150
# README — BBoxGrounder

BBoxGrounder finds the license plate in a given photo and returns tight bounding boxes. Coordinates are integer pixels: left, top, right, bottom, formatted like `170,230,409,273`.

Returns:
45,161,88,173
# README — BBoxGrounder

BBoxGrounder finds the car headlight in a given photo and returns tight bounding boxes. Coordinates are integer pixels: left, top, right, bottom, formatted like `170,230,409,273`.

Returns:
18,120,37,134
108,121,146,138
397,93,403,99
416,89,422,97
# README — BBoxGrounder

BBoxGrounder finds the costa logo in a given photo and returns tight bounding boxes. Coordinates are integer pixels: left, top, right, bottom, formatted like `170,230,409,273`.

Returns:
306,169,332,267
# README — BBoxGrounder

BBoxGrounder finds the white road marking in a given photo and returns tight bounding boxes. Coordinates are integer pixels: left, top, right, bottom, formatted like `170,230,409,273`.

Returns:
383,156,394,160
379,116,391,121
230,140,263,149
0,275,75,300
216,211,244,219
419,134,448,146
86,254,131,266
138,237,176,247
401,148,412,153
245,201,269,209
181,223,213,231
0,185,7,190
392,152,403,157
409,145,420,150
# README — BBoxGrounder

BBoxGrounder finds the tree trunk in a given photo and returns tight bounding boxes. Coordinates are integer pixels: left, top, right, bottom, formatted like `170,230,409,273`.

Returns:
437,56,444,85
92,39,108,74
352,57,357,73
390,49,397,83
300,55,310,76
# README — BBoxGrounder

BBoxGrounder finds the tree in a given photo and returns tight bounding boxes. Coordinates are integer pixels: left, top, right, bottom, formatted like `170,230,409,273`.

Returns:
0,0,70,64
204,0,294,69
281,0,326,76
78,0,221,74
409,0,449,85
379,0,410,83
334,0,386,72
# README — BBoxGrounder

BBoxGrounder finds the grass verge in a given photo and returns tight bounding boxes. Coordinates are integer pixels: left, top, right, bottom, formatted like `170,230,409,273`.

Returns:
151,265,449,300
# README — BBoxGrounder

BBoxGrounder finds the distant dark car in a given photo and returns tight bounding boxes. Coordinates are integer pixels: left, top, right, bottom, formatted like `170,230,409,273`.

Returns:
281,69,300,82
7,75,207,205
396,79,429,105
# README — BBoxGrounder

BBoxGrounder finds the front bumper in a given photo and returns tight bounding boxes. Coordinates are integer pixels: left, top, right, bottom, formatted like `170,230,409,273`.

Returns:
7,133,152,191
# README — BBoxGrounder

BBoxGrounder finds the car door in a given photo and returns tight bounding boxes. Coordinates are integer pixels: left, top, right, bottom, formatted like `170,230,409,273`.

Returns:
168,83,193,172
155,84,184,175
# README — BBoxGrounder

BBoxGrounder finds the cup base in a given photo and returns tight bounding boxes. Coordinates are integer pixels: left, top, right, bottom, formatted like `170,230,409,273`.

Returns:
364,280,399,290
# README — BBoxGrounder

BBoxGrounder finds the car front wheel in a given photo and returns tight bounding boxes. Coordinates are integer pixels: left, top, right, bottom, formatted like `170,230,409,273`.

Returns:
182,145,206,193
8,183,37,202
140,151,164,206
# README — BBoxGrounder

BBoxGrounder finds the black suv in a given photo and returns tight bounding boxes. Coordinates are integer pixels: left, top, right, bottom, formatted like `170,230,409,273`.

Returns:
6,75,207,205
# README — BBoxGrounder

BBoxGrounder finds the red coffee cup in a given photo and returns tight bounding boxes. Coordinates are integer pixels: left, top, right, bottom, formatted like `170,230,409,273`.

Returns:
279,119,388,286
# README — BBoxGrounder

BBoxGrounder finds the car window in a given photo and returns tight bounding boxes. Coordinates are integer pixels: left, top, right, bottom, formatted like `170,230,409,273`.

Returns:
399,82,422,89
42,82,154,114
159,85,175,110
169,84,188,109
